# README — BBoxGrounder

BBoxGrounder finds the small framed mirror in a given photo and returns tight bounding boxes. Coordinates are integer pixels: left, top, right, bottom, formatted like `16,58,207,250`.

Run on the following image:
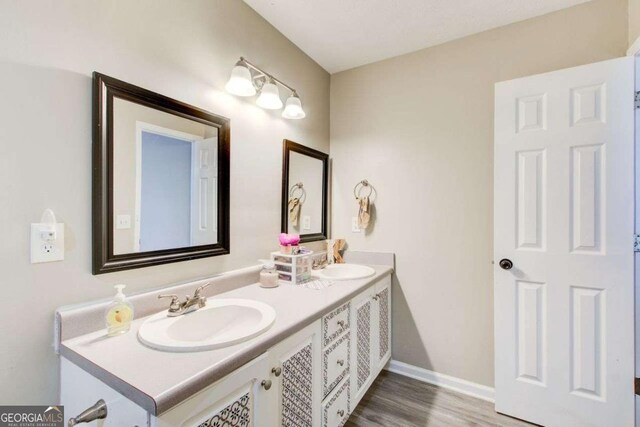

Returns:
281,140,328,242
93,73,230,274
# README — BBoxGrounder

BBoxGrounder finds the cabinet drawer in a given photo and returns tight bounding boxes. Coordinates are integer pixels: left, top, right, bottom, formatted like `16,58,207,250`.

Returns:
322,377,350,427
323,332,350,398
323,302,350,347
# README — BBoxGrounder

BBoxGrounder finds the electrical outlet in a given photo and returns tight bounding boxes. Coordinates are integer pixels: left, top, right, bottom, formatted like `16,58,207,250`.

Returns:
351,217,361,233
302,215,311,230
31,223,64,263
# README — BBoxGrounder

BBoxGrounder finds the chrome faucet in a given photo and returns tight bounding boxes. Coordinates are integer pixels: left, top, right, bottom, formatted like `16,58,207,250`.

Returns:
312,256,328,270
158,283,210,317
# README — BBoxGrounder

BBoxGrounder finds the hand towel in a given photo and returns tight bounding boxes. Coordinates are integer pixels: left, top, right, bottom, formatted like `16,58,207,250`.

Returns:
333,239,346,264
357,196,370,229
288,197,301,226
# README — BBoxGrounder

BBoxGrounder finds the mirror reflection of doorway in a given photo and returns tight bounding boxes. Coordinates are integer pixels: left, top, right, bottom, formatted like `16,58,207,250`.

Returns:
134,123,217,252
140,131,191,252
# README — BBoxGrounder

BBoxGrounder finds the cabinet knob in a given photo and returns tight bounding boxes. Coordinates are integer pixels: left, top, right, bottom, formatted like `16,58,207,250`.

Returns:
373,295,379,301
271,366,282,377
261,379,272,390
337,320,346,328
337,409,345,417
337,359,345,366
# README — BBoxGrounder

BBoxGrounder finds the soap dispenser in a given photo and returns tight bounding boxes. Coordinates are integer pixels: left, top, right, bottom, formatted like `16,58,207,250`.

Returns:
105,284,134,337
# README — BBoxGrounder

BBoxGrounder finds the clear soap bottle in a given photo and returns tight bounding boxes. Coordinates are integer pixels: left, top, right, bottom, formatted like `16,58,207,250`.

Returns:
105,284,134,336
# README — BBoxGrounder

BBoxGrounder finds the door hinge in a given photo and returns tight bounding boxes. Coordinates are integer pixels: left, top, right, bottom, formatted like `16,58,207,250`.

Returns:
636,91,640,109
635,234,640,252
635,378,640,395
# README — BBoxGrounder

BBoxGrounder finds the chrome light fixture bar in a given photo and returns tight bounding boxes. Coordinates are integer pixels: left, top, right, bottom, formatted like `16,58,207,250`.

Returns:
225,57,306,119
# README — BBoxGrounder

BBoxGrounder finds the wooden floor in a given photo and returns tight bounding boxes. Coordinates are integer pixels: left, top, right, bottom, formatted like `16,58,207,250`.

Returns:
346,371,533,427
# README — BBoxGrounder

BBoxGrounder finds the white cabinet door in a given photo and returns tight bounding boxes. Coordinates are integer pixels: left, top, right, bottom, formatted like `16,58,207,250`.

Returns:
350,286,374,407
494,57,634,427
61,357,149,427
373,277,391,371
350,276,391,409
155,353,270,427
269,321,322,427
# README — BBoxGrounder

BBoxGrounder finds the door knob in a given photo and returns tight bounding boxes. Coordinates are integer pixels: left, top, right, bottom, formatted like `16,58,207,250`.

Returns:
499,259,513,270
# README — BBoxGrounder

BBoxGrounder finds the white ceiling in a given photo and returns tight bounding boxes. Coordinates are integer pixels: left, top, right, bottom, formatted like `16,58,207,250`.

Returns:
243,0,591,73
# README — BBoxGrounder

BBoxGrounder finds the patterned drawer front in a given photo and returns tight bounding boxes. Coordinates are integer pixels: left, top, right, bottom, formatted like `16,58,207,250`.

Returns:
323,303,350,347
322,378,350,427
323,331,350,398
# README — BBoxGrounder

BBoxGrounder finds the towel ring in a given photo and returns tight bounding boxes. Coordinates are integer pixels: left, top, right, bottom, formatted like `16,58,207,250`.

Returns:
353,179,373,199
289,182,306,203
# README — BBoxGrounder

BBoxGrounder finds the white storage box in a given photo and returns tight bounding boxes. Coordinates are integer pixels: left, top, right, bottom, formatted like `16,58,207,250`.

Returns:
271,251,313,285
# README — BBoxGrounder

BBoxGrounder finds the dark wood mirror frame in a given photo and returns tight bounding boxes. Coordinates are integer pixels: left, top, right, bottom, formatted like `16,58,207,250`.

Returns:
92,72,231,274
281,140,329,243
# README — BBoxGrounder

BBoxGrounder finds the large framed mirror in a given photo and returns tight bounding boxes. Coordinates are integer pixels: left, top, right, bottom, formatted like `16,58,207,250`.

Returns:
93,73,230,274
281,140,328,243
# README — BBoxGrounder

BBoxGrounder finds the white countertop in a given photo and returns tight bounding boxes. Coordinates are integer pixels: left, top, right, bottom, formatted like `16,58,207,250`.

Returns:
60,265,393,415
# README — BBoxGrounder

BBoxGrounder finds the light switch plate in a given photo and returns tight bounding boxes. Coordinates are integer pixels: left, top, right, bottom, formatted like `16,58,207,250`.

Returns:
351,217,361,233
302,216,311,230
31,223,64,263
116,214,132,229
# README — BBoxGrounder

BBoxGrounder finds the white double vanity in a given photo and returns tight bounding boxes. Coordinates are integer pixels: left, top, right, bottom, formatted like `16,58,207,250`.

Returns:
59,73,391,426
57,258,393,427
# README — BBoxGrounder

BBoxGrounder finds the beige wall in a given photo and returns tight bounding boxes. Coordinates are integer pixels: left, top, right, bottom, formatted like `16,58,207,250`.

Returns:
631,0,640,47
330,0,628,387
0,0,329,404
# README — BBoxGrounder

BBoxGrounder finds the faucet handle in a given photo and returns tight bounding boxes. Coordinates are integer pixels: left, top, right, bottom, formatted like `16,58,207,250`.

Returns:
194,283,211,297
158,294,180,311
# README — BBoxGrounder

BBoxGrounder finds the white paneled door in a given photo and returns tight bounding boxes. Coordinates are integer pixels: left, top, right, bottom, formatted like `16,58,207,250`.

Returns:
494,57,635,427
190,136,218,246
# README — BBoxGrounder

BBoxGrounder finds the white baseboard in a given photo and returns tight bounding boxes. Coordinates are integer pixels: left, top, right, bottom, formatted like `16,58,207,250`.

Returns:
385,359,495,403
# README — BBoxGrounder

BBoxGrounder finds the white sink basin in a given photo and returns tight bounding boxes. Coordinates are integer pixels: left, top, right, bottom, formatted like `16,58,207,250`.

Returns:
312,264,376,281
138,298,276,352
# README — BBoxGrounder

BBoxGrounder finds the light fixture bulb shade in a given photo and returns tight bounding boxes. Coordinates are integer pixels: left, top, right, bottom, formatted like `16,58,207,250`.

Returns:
225,63,256,96
282,94,306,119
256,81,283,109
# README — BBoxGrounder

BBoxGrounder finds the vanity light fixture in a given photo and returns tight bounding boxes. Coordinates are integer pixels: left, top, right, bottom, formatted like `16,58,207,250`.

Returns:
225,57,306,119
225,60,256,96
256,77,283,110
282,92,306,119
